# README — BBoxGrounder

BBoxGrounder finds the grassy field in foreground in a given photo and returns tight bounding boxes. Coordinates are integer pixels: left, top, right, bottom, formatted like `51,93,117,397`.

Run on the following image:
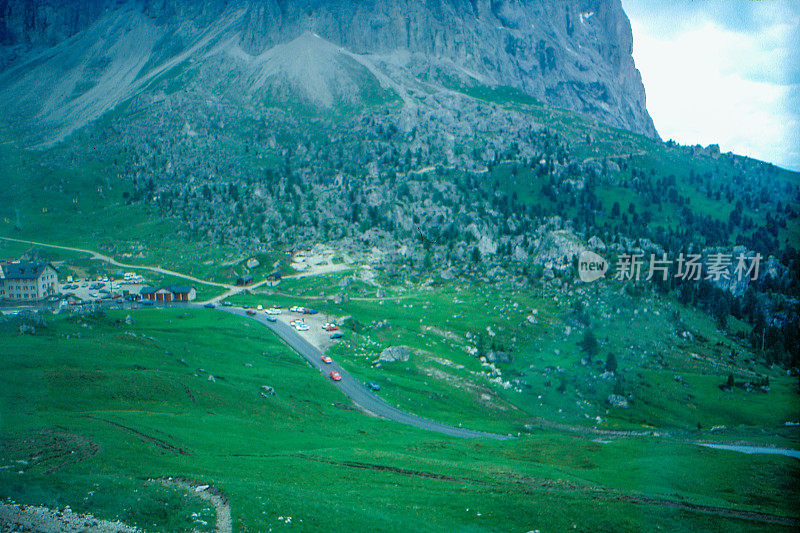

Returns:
0,308,798,531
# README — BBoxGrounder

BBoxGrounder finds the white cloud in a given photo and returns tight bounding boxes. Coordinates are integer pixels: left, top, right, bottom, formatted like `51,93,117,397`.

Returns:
623,1,799,171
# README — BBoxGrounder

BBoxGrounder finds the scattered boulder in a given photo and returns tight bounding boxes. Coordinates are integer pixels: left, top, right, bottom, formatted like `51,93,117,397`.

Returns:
607,394,628,408
125,315,135,326
332,293,350,305
587,236,606,250
260,385,276,396
378,346,411,363
19,324,36,335
484,350,512,364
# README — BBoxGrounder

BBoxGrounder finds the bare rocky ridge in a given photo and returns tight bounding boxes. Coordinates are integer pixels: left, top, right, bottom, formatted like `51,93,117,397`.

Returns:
0,0,657,139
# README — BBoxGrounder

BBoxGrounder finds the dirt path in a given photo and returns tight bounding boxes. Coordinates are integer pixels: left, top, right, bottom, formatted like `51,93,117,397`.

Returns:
0,236,366,305
83,415,191,456
0,502,140,532
0,236,234,290
155,478,231,533
296,455,799,527
0,236,329,304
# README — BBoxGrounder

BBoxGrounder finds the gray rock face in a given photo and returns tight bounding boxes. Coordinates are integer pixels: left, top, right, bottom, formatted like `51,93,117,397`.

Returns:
484,350,512,364
607,394,628,408
0,0,657,137
378,346,412,363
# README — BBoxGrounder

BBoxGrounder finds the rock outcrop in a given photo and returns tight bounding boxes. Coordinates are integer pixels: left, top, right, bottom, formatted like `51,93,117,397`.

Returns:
0,0,657,138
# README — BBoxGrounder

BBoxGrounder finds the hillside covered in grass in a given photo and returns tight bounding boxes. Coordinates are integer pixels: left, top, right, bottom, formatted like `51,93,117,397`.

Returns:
1,308,797,531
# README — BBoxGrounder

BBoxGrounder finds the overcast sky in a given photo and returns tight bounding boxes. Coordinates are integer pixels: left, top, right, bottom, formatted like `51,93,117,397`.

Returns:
621,0,799,171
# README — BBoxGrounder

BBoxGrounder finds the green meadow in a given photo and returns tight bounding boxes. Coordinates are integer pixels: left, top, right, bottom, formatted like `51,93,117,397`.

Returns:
1,308,798,531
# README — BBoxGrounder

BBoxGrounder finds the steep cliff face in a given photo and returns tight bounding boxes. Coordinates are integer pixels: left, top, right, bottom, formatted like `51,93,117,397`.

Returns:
233,0,657,137
0,0,657,138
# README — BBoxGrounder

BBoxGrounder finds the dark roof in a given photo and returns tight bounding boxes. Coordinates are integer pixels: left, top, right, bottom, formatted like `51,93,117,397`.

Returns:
165,285,193,294
1,262,55,280
141,285,193,295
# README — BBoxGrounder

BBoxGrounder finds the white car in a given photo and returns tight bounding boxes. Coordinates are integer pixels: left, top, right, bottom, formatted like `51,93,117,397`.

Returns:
256,305,264,311
266,307,281,315
296,323,310,331
290,305,304,313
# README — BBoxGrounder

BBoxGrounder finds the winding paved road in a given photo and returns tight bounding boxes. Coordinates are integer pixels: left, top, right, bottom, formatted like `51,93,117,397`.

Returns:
1,236,507,439
219,306,510,440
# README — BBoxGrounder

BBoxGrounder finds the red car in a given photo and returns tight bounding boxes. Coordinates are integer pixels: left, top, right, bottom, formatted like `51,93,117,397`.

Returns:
329,370,342,381
246,309,257,316
325,325,339,332
321,355,333,364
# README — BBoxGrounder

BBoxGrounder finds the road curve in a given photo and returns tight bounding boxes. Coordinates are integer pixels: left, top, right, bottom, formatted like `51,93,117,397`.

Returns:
1,236,349,304
219,307,511,440
0,236,509,440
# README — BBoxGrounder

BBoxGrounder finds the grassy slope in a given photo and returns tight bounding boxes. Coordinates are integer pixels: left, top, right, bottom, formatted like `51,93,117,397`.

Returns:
2,78,797,280
0,79,798,530
0,141,242,284
1,308,798,531
228,273,800,445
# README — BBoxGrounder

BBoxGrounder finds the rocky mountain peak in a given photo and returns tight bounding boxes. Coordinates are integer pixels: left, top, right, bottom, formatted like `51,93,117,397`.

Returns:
0,0,657,138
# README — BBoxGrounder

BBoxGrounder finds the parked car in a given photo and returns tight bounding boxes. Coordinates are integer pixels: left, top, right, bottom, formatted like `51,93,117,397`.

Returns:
203,303,216,309
265,315,278,322
330,332,344,339
367,382,381,391
221,301,233,307
321,355,333,364
266,307,281,315
296,323,310,331
329,371,342,381
256,305,264,311
246,309,257,316
140,299,154,306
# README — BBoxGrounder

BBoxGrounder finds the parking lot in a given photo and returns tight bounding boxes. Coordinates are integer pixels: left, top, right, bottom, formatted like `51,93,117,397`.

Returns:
59,277,148,304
